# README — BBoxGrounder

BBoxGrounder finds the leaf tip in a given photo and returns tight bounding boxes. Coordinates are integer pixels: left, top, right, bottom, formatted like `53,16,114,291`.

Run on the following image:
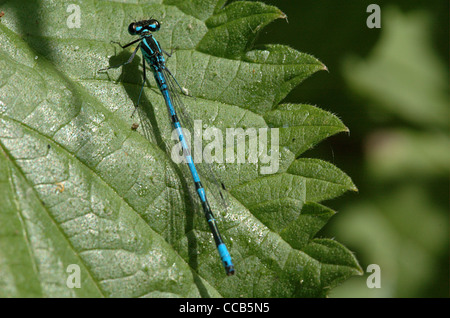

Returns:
345,174,358,193
343,125,350,133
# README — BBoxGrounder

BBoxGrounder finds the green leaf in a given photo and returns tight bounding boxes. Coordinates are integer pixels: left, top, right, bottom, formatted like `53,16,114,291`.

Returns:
165,0,227,21
198,1,286,59
265,103,348,157
0,0,360,297
343,8,449,128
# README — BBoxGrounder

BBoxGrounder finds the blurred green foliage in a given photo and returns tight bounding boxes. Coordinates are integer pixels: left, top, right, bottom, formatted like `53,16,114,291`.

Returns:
247,0,449,297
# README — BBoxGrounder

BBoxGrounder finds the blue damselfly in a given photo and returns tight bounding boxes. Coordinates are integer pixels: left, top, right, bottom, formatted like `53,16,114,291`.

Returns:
99,19,235,276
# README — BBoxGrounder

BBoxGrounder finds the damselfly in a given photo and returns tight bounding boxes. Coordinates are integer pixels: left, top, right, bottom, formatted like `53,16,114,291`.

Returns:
99,19,235,276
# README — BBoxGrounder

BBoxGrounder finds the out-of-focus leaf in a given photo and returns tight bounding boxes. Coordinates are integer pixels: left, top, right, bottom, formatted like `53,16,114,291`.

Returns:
332,7,449,298
343,8,449,128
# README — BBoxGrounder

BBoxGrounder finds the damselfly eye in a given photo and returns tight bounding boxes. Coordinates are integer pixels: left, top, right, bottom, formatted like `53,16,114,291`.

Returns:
147,19,160,32
128,23,137,35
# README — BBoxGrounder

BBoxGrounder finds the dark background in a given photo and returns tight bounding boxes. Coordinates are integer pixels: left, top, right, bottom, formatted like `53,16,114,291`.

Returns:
244,0,449,297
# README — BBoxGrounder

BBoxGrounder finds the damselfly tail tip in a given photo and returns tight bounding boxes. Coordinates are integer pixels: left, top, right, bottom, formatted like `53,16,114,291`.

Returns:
226,266,235,276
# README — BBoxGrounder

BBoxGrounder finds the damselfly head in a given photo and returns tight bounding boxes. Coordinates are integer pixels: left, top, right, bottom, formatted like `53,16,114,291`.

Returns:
128,19,160,35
